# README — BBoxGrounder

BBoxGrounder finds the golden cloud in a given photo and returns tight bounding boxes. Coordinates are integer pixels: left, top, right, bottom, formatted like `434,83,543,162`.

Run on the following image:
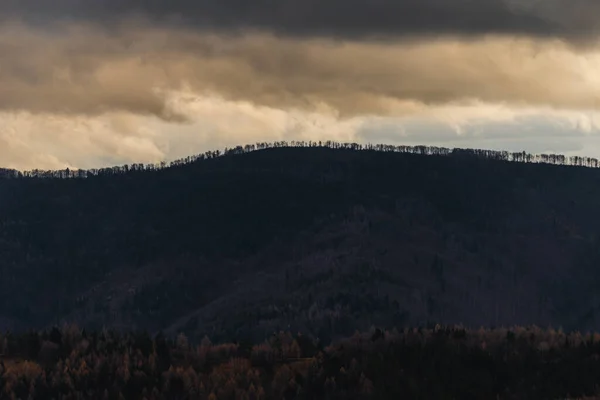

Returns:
1,20,600,121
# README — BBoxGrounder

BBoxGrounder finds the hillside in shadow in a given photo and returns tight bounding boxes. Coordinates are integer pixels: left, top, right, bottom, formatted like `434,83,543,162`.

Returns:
2,141,600,343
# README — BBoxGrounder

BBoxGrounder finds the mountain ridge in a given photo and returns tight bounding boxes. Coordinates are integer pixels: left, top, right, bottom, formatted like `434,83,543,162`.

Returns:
2,142,600,344
1,141,599,178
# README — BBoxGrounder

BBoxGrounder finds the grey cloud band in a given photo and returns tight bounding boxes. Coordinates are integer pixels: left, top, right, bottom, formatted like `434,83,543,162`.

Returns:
1,0,599,42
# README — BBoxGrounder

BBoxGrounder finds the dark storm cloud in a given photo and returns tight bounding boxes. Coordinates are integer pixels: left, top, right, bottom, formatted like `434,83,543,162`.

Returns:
2,0,600,42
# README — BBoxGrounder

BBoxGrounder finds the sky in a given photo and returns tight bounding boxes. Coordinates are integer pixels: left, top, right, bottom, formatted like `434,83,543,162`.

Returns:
3,0,600,170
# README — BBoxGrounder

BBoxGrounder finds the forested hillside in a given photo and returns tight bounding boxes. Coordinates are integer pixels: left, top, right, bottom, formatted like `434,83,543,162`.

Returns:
3,141,600,344
4,325,600,399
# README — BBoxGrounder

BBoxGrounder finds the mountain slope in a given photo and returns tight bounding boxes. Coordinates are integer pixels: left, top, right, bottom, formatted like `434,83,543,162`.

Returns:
3,143,600,343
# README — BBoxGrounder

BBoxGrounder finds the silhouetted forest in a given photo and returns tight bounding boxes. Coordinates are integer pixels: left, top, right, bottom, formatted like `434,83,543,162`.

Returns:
0,141,597,180
4,141,600,345
3,324,600,399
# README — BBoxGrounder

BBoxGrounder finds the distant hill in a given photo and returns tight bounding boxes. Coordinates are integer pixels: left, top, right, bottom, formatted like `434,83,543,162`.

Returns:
3,141,600,343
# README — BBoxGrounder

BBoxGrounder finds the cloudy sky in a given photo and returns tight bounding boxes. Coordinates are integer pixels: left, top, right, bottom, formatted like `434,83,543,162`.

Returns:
2,0,600,169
